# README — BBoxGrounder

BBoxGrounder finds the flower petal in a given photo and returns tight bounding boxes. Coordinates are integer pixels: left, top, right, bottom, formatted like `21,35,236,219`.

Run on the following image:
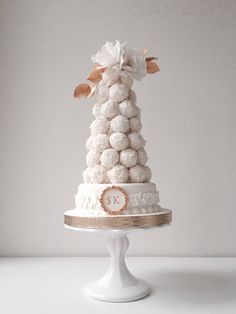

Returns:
91,41,121,67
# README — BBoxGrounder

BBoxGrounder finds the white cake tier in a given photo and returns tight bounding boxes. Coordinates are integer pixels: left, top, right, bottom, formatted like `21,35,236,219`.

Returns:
75,183,160,216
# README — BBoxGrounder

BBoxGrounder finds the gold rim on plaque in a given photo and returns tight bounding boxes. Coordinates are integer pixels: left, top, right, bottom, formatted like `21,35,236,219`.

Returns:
99,186,129,215
64,209,172,229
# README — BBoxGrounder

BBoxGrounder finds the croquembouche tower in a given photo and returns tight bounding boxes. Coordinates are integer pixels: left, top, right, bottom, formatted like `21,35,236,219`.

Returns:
65,40,172,228
64,41,172,302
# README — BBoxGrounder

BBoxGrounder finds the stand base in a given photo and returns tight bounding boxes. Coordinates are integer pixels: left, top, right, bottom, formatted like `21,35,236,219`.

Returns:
84,233,152,302
85,279,151,302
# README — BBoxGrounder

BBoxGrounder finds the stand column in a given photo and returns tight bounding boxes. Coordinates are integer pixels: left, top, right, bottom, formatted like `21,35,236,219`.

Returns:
85,232,151,302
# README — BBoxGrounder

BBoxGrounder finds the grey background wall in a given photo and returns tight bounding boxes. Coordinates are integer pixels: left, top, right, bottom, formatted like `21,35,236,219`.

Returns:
0,0,236,256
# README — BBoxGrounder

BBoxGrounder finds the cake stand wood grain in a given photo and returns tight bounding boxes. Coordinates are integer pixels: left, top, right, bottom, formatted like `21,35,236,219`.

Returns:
64,208,172,230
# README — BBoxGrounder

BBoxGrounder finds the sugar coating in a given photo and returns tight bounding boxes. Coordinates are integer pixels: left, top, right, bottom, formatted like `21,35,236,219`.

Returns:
128,89,137,105
128,132,145,150
86,136,95,151
129,165,147,183
119,99,138,118
137,148,148,165
109,83,129,103
101,148,119,169
110,132,129,151
119,71,134,89
143,165,152,182
100,100,120,119
93,134,110,152
92,102,102,117
134,105,141,118
102,68,120,86
97,81,109,102
107,128,113,136
83,69,152,184
120,149,138,168
83,167,92,183
90,165,107,183
110,115,129,133
90,116,110,135
108,164,129,183
129,117,142,132
86,149,101,167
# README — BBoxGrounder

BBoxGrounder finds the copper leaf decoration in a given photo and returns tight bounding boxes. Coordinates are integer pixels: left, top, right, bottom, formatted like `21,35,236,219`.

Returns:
146,61,160,74
87,84,96,98
146,57,158,62
74,84,92,98
87,67,106,83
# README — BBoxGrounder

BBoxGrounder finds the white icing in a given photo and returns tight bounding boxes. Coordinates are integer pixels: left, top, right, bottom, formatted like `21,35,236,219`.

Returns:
75,183,160,216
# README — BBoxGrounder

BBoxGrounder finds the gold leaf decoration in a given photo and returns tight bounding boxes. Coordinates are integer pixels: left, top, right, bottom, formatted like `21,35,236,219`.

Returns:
87,70,102,83
87,67,106,83
146,61,160,74
87,84,96,98
93,63,103,70
146,57,158,62
95,65,107,70
74,84,92,98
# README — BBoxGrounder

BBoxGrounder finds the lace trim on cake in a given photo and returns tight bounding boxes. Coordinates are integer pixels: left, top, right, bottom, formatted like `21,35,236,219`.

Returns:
75,205,160,217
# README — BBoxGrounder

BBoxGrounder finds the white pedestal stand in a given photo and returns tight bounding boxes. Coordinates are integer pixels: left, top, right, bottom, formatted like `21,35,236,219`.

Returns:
64,209,172,302
86,231,152,302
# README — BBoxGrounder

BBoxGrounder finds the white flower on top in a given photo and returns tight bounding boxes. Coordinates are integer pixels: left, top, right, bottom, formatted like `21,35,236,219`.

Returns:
91,40,146,81
121,44,146,81
91,40,123,68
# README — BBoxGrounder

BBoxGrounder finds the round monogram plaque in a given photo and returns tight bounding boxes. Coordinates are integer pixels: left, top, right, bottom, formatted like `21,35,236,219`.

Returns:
100,186,128,215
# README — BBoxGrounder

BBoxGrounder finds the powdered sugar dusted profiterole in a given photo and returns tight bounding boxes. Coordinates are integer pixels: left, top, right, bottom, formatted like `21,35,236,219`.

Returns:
71,40,166,221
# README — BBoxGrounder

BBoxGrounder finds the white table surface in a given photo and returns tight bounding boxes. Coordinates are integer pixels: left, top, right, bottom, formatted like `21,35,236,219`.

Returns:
0,257,235,314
